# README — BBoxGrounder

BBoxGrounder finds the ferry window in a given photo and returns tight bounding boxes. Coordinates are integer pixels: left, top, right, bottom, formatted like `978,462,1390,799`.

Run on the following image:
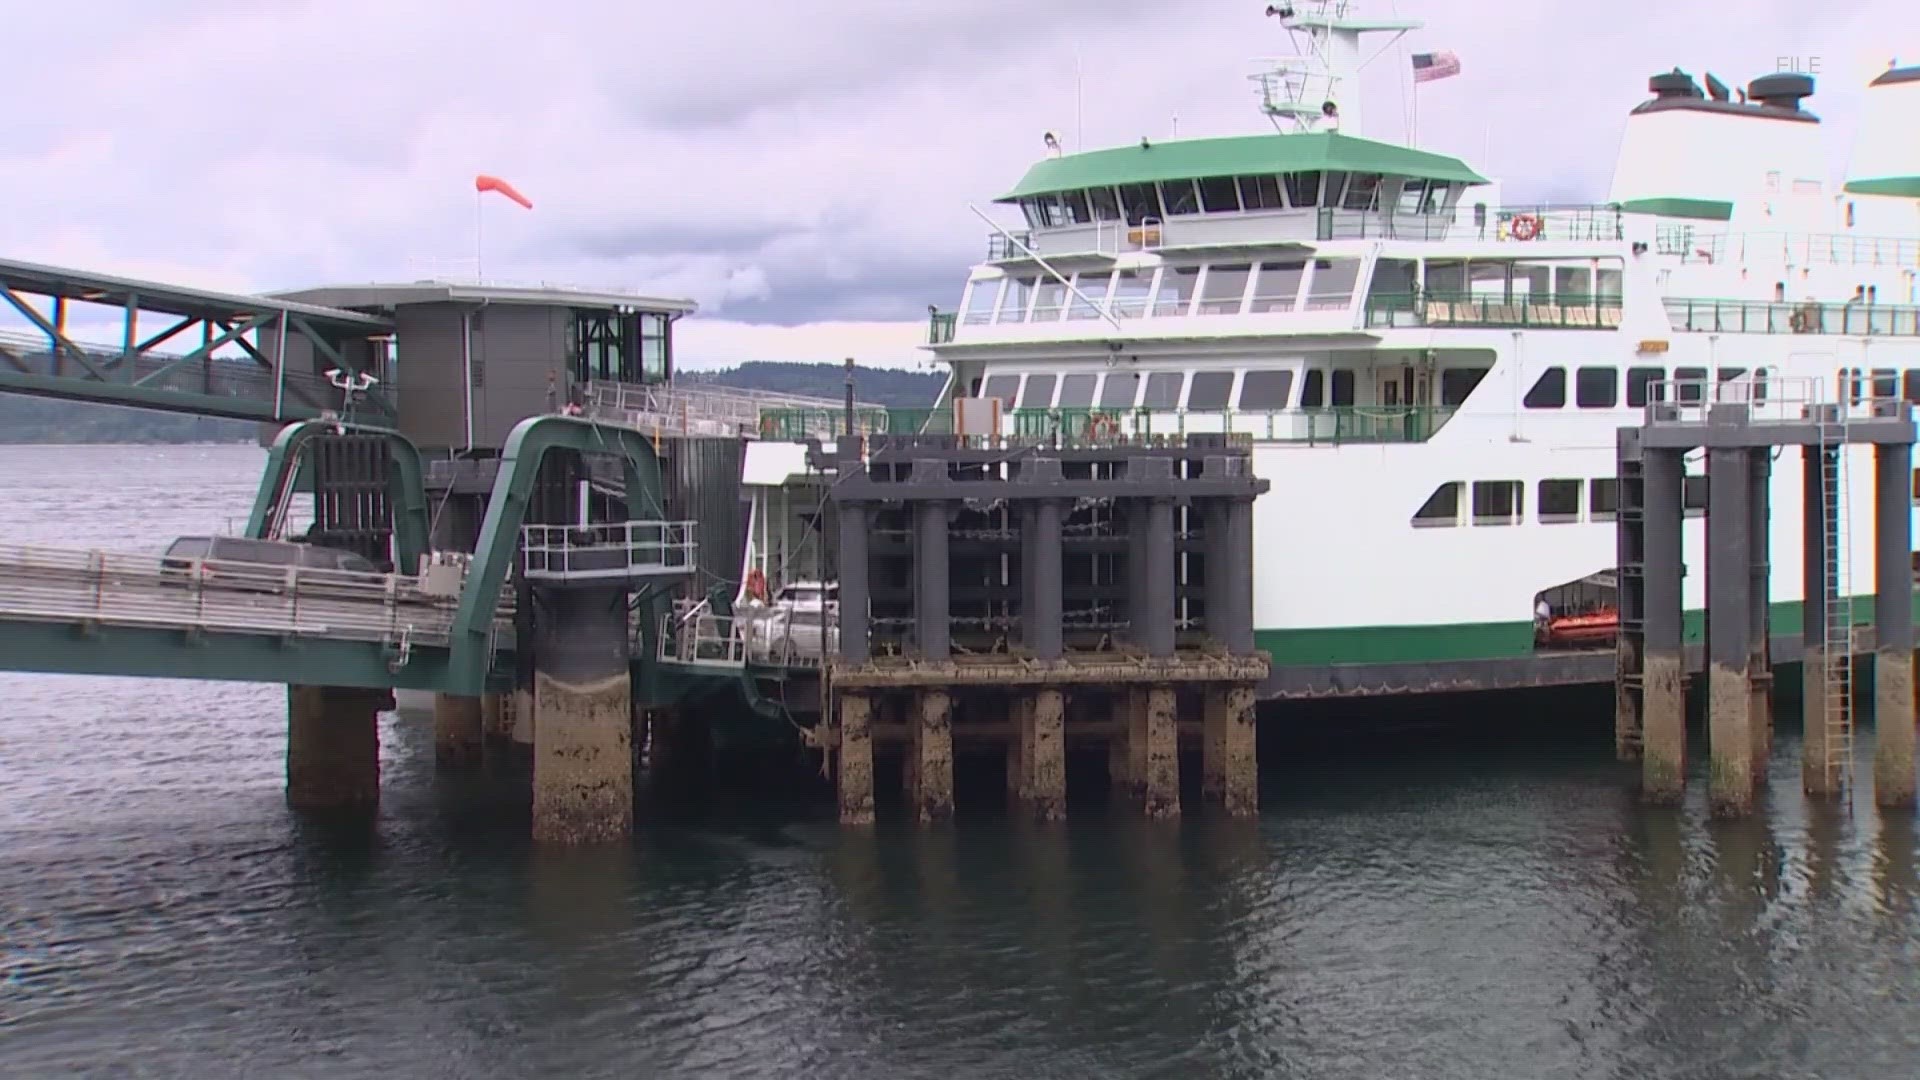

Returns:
1198,176,1241,214
1596,265,1624,301
981,374,1021,404
1716,367,1745,382
1250,261,1306,313
1088,187,1122,222
1754,367,1769,403
1397,180,1428,215
962,279,1002,325
1110,269,1155,318
1471,481,1523,526
998,276,1037,322
1589,478,1619,522
1058,373,1098,408
1322,171,1349,207
1341,172,1382,211
1513,263,1550,299
640,312,669,383
1524,367,1567,409
1032,278,1069,322
1303,259,1361,311
1238,369,1294,409
1141,371,1185,408
1067,272,1112,320
1152,266,1199,316
1538,479,1582,523
1575,367,1618,408
1370,258,1418,301
1329,369,1355,407
1062,190,1093,225
1412,482,1461,527
1198,265,1252,315
1188,371,1234,410
1160,180,1201,216
1117,183,1163,225
1555,266,1594,301
1683,475,1708,517
1284,170,1322,208
1421,181,1448,214
1426,260,1467,293
1100,372,1140,409
1237,175,1284,211
1469,262,1510,299
1672,366,1707,404
1873,368,1899,398
1626,366,1665,407
1018,199,1043,230
1301,369,1324,407
1903,370,1920,405
1440,367,1489,405
1019,374,1057,409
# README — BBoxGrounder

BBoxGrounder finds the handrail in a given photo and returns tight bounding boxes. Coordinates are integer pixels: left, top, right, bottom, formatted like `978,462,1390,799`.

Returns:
1664,297,1920,336
519,520,697,581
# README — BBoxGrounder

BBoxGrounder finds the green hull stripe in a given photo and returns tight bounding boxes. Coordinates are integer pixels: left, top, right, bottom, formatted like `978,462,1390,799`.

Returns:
1617,197,1735,221
1256,593,1919,667
1843,176,1920,198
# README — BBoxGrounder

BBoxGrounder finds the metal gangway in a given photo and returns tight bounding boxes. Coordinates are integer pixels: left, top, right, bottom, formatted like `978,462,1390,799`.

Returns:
0,543,511,672
585,380,877,440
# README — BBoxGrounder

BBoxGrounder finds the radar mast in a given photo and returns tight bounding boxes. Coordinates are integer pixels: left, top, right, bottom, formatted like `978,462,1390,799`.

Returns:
1248,1,1420,138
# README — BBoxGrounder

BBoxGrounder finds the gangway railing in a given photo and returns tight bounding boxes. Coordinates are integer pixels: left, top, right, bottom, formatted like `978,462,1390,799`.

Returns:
656,604,832,669
0,543,474,656
520,520,697,583
584,380,869,439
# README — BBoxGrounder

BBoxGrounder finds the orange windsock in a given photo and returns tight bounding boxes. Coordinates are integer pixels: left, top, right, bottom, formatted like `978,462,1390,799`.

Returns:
474,174,533,209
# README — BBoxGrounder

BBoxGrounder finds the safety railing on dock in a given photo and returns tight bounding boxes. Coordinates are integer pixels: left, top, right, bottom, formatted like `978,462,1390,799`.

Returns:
655,607,832,669
520,521,697,583
1637,373,1895,426
584,380,867,439
0,543,470,652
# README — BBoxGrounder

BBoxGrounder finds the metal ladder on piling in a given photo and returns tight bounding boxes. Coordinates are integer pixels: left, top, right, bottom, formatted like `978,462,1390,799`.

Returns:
1818,408,1855,797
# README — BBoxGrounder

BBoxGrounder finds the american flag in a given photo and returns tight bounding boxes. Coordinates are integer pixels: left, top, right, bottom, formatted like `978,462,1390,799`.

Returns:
1411,51,1461,83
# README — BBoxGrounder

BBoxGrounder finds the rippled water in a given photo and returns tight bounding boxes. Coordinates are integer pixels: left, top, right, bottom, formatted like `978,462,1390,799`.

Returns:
4,444,1920,1078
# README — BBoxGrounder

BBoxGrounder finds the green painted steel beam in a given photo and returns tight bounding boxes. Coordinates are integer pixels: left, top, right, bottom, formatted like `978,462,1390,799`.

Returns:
244,420,431,574
132,312,275,388
0,619,456,690
445,415,668,695
0,368,328,422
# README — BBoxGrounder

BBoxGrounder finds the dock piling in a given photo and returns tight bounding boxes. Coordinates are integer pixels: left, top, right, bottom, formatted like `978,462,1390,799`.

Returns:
1874,442,1916,808
286,684,382,810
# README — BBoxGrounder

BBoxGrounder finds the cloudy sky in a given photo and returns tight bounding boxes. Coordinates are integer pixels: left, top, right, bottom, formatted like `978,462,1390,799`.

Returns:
3,0,1915,368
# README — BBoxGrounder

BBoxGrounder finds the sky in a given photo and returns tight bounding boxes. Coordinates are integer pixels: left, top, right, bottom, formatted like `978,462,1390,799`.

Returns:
2,0,1916,369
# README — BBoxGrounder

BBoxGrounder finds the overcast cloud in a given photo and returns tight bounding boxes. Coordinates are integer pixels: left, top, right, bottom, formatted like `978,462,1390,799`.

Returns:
3,0,1915,368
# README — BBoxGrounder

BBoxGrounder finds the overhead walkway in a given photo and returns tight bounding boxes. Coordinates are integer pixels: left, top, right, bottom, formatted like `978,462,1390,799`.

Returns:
0,255,393,423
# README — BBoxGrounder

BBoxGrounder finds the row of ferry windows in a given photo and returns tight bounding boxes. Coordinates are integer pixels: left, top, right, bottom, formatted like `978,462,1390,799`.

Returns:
1522,365,1920,411
1016,173,1463,230
1414,477,1710,527
1523,366,1773,410
961,259,1365,325
971,366,1493,411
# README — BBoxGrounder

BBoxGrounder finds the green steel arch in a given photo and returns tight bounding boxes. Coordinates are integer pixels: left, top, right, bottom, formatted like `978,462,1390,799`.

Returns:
444,415,669,695
244,420,432,574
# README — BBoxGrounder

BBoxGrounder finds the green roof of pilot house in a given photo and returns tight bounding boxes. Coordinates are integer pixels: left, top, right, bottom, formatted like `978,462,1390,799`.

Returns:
997,131,1488,201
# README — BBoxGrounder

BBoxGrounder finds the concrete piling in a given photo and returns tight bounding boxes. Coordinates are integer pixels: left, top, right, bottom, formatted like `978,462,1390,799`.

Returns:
1021,689,1067,821
1874,443,1916,808
286,684,382,810
1706,447,1756,814
910,689,954,824
1203,686,1258,817
531,669,633,845
1640,447,1687,804
1141,687,1180,819
433,693,483,769
837,692,874,826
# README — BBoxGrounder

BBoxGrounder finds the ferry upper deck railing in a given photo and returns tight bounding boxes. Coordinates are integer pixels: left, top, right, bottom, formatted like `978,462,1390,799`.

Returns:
1663,230,1920,267
1364,291,1624,330
519,520,698,583
0,543,484,655
1664,298,1920,336
1004,405,1455,446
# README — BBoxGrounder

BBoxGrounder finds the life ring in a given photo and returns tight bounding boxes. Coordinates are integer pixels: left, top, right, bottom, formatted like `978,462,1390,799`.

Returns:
745,567,768,602
1509,214,1542,242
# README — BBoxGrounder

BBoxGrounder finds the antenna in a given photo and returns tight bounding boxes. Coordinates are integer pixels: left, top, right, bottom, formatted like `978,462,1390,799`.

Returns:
1248,0,1420,138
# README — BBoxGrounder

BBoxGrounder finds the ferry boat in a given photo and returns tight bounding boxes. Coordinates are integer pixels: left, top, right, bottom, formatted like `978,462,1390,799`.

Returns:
911,2,1920,696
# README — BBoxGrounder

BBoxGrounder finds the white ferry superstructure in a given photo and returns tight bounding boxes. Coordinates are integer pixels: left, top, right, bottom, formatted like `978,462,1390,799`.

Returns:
914,2,1920,692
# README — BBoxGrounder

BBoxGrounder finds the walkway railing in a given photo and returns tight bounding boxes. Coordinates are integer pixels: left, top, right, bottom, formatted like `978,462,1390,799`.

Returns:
584,379,879,440
1004,405,1454,445
1672,232,1920,267
1664,298,1920,336
1364,292,1624,330
656,608,832,669
0,543,467,651
520,520,697,583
